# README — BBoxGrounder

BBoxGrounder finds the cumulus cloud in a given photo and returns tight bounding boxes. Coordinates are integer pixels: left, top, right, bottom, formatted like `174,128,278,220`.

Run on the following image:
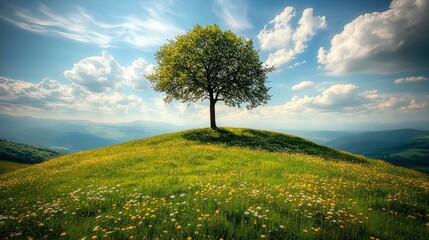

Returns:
283,84,427,114
214,0,252,30
0,3,184,49
0,75,207,124
210,83,428,130
2,76,427,127
394,76,428,84
258,7,295,51
64,51,152,92
288,84,361,111
291,81,314,91
403,99,427,110
258,7,326,68
0,76,140,110
217,84,426,121
0,76,152,121
64,51,124,92
318,0,429,73
125,58,155,90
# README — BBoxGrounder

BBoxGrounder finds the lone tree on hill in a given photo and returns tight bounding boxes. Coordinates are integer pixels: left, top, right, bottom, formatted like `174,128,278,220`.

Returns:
147,24,272,129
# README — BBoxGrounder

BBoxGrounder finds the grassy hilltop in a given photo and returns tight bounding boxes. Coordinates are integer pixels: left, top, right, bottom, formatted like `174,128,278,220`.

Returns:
0,128,428,239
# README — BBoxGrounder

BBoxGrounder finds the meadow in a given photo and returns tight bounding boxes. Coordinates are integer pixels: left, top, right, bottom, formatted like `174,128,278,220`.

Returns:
0,160,28,175
0,128,428,239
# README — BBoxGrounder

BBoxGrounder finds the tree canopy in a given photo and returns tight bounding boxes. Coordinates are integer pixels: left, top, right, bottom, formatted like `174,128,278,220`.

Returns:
0,139,63,164
147,24,272,128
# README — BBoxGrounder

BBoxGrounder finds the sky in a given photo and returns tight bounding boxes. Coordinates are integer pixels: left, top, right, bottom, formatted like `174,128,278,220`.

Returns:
0,0,428,130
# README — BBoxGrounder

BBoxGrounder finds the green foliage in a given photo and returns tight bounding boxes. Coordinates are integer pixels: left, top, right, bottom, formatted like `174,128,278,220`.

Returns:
0,128,428,239
0,139,63,164
147,24,272,127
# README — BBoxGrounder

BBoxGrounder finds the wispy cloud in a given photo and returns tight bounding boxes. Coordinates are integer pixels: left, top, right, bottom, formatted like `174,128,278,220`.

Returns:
287,60,306,69
0,3,184,49
394,76,427,84
214,0,253,30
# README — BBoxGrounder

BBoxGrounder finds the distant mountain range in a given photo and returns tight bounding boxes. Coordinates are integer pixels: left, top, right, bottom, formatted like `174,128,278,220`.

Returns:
0,114,184,152
324,129,429,173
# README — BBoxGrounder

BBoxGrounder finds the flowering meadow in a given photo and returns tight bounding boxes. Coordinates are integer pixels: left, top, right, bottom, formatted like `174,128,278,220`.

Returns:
0,128,428,239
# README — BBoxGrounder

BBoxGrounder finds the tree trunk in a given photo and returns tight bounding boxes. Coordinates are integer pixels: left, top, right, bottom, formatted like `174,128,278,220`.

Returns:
210,99,217,129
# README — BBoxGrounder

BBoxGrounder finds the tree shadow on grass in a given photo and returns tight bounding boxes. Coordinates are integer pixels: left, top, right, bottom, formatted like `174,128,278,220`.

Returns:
182,128,368,163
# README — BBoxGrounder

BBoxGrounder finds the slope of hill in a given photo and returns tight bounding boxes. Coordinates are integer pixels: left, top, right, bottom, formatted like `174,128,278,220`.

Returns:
325,129,429,172
0,160,29,174
0,128,428,239
0,139,63,164
0,114,183,152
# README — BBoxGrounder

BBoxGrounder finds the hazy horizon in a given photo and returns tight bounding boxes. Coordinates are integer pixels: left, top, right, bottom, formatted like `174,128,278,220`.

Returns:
1,113,429,133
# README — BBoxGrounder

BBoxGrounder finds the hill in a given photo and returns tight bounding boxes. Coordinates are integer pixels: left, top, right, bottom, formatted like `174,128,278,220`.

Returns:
0,128,428,239
0,139,63,164
325,129,429,172
0,160,29,174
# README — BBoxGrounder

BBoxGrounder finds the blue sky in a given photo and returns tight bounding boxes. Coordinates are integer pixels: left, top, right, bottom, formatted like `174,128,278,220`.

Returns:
0,0,428,130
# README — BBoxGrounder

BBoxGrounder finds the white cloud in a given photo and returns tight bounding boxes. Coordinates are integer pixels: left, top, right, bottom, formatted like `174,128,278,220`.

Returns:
2,76,427,128
124,58,155,90
0,3,184,49
209,83,428,130
258,7,295,51
64,51,124,93
0,76,157,122
394,76,428,84
403,99,427,110
293,8,327,53
294,84,360,110
265,49,296,69
287,60,306,69
258,7,326,68
283,84,427,114
318,0,429,73
64,51,153,92
214,0,253,30
0,75,210,125
291,81,314,91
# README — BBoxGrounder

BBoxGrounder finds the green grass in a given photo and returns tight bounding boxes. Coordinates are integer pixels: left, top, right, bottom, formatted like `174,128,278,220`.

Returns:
0,128,428,239
0,160,29,174
390,148,429,158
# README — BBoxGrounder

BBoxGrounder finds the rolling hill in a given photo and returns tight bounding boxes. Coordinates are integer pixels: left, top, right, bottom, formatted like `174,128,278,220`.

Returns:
0,160,29,174
0,139,63,174
0,128,428,239
325,129,429,173
0,139,63,164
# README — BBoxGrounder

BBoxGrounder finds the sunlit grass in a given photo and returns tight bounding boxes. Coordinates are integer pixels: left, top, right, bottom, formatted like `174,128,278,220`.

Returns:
0,128,428,239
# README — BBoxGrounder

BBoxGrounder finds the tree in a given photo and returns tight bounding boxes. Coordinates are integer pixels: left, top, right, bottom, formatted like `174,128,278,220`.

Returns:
147,24,272,129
